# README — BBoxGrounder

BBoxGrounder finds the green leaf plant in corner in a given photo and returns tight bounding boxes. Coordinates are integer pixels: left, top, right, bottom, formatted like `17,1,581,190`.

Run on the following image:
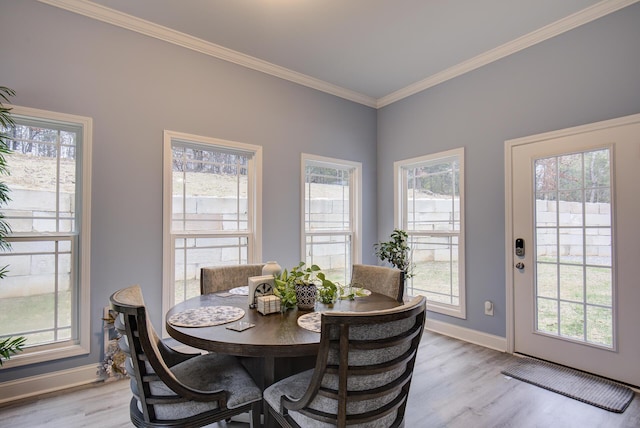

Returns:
0,86,26,366
374,228,414,279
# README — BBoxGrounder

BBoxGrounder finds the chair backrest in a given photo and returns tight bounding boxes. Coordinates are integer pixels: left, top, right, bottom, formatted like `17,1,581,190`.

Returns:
281,295,426,428
351,264,405,302
200,264,265,294
110,285,228,424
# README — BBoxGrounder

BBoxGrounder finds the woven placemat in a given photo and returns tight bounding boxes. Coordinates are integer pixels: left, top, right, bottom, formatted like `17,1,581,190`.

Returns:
168,306,245,327
502,357,634,413
297,312,322,333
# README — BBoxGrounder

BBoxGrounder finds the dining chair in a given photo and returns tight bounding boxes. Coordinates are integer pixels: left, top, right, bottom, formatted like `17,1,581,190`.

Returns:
263,295,426,428
110,285,262,428
351,264,405,302
200,264,265,294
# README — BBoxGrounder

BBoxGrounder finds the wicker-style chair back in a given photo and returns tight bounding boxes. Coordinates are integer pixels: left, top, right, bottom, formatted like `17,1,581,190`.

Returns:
200,264,265,294
351,264,405,302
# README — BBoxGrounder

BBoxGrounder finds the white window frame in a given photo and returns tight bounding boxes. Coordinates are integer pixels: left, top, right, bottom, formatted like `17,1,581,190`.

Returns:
0,106,92,368
162,130,262,321
394,147,466,318
301,154,362,284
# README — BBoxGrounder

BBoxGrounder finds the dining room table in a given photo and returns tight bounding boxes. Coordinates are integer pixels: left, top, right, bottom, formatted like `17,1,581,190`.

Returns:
165,288,403,389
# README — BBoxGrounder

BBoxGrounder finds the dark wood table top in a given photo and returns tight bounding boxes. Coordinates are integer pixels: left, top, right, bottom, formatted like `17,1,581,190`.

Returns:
166,292,402,358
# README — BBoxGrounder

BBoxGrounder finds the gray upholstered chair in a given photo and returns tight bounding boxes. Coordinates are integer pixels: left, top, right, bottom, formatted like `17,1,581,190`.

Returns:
351,264,405,302
200,264,265,294
110,285,262,428
264,295,426,428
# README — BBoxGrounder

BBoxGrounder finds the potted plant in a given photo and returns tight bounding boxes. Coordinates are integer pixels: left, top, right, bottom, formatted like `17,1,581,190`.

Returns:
374,229,413,279
0,86,26,366
274,262,339,310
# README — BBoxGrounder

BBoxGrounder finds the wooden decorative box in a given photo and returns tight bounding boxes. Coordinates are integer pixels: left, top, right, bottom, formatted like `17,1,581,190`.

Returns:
257,295,281,315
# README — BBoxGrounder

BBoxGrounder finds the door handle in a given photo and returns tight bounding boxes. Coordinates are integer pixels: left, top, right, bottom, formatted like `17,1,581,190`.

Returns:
515,262,524,270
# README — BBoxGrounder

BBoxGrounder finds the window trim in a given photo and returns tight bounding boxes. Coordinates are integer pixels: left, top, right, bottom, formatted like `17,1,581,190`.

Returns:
394,147,466,319
300,153,362,278
0,105,92,368
162,130,262,324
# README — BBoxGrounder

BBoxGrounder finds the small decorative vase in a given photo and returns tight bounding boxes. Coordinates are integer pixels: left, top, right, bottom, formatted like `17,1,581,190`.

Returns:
262,261,282,277
295,283,316,310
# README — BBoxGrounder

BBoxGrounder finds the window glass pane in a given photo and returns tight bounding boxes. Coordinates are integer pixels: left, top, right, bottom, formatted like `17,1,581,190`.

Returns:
585,228,611,266
0,238,75,347
536,262,557,299
406,233,458,304
559,228,583,264
305,233,351,285
586,306,612,346
0,111,83,357
401,150,463,316
168,136,257,307
303,157,358,285
585,266,612,306
3,122,78,234
559,301,585,340
536,297,558,334
535,157,557,193
172,144,249,233
583,149,610,189
585,190,610,227
558,264,583,302
406,160,459,232
536,227,556,262
305,165,351,232
558,153,583,190
173,236,249,305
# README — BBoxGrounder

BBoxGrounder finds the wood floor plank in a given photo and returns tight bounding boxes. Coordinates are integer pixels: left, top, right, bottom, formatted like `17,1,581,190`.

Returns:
0,331,637,427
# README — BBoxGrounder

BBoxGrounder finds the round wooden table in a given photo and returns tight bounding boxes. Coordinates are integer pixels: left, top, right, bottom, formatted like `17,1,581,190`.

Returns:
166,291,401,387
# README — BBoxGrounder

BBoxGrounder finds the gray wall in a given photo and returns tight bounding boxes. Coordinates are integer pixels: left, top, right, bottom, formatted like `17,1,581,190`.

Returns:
0,0,377,381
1,0,639,383
377,3,640,336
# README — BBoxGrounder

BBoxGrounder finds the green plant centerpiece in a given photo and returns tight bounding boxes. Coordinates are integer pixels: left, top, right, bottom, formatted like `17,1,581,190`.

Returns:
274,262,339,310
374,229,413,279
0,86,26,366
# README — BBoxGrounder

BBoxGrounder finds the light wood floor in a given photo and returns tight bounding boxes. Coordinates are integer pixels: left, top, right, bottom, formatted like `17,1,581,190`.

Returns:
0,330,638,427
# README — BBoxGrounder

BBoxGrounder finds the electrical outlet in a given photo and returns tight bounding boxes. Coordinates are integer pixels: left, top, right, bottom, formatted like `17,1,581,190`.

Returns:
484,300,494,316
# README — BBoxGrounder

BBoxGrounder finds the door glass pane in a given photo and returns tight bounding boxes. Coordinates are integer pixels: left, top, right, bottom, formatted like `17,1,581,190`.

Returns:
534,149,613,347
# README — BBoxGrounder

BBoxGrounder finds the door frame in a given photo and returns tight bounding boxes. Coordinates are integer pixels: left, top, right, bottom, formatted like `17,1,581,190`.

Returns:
504,112,640,354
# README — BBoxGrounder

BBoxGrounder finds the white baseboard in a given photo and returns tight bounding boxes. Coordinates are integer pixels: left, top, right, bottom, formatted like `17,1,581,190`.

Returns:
0,364,100,405
0,322,505,406
426,318,507,352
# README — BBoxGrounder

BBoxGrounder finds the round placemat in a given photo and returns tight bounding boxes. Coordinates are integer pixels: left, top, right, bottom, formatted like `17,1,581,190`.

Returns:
228,286,248,296
355,288,371,297
297,312,322,333
168,306,245,327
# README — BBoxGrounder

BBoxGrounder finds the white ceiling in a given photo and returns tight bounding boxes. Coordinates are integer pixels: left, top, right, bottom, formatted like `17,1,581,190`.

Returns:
41,0,636,107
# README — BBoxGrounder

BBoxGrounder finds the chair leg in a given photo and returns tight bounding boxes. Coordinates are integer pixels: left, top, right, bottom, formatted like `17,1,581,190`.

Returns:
250,401,261,428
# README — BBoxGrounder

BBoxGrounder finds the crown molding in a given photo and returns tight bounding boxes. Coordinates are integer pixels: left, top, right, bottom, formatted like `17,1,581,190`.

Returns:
376,0,640,108
37,0,378,108
39,0,638,109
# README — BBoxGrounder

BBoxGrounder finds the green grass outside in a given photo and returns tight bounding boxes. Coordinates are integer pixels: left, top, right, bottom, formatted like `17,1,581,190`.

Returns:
0,291,72,345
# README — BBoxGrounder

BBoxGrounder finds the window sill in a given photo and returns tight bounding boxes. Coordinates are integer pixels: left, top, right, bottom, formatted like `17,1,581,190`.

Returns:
0,342,90,369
